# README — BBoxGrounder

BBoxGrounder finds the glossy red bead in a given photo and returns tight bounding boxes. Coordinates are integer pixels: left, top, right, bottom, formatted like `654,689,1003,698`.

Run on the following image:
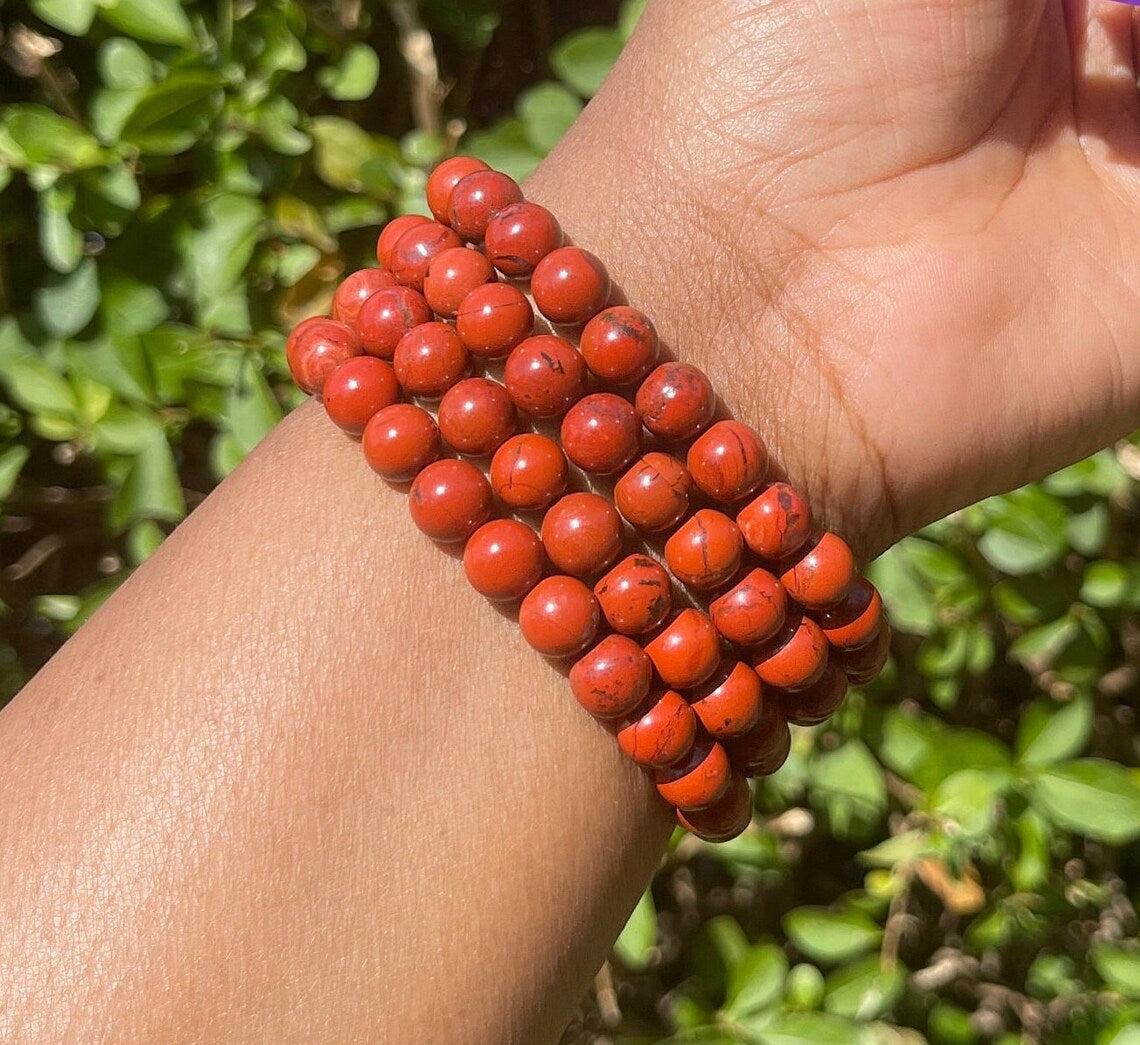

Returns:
541,492,623,577
593,554,672,636
560,392,641,475
709,568,788,646
725,695,791,777
737,482,813,561
425,156,489,224
688,660,764,739
782,662,848,726
321,356,400,435
484,201,563,276
687,420,768,503
569,635,653,719
635,362,716,441
376,213,432,269
489,433,568,511
645,609,721,689
390,220,463,290
656,738,732,810
531,246,611,325
518,575,600,658
462,519,543,601
817,577,883,650
286,317,361,394
455,283,534,359
616,690,696,768
437,377,516,456
677,773,753,841
752,614,829,690
393,321,468,398
841,623,892,685
664,509,743,590
614,453,693,532
355,286,433,360
362,403,441,481
407,458,492,543
503,335,588,417
423,246,493,319
579,306,658,384
448,170,523,241
780,531,857,610
332,267,396,327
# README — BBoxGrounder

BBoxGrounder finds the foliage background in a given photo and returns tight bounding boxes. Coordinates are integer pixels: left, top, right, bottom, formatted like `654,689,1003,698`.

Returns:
1,2,1138,1042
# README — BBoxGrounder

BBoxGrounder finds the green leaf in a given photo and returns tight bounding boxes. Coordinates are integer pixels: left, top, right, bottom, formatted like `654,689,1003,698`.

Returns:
99,0,194,46
3,358,78,417
614,888,657,971
1010,615,1079,672
517,82,582,154
823,956,905,1021
1095,946,1140,998
928,768,1011,836
1067,502,1109,557
109,430,185,530
0,105,105,171
809,740,886,836
178,193,263,333
38,182,83,274
276,243,321,287
976,487,1068,575
127,519,165,564
551,27,623,97
65,337,153,403
726,943,788,1017
783,907,882,965
865,543,938,636
1016,695,1093,767
1032,759,1140,844
754,1011,859,1045
1044,448,1129,498
1081,561,1132,609
98,37,154,90
34,258,100,338
619,0,650,40
31,0,97,35
318,43,380,101
1011,808,1051,892
225,359,281,454
310,117,398,195
121,73,224,155
252,96,311,156
0,446,30,500
465,117,543,182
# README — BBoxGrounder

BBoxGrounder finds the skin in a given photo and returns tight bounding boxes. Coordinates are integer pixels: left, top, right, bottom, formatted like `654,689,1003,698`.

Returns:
0,1,1137,1040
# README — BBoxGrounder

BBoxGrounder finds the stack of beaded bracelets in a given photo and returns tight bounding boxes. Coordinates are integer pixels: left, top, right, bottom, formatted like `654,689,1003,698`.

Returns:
286,157,890,842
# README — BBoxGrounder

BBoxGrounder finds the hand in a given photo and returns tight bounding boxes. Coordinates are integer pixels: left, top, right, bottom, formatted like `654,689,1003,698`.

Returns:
529,0,1140,559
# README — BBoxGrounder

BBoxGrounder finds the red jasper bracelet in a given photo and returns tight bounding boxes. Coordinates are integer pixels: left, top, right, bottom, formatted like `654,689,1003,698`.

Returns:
286,157,891,843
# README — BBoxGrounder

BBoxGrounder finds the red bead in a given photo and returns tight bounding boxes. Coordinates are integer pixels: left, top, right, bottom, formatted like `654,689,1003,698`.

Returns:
376,214,432,269
688,661,764,739
362,403,441,481
407,458,492,543
725,695,790,777
635,363,716,441
752,614,829,690
616,690,696,768
503,335,588,417
489,433,567,511
614,453,693,532
580,306,659,385
782,662,848,726
531,246,611,325
541,492,623,577
817,577,883,650
709,568,787,646
393,321,468,398
737,482,813,561
286,317,361,394
560,393,641,475
423,247,493,319
425,156,489,224
518,575,600,658
677,773,752,841
455,282,534,359
437,377,516,455
664,509,743,590
332,268,396,327
841,623,892,685
687,420,768,503
462,519,543,601
390,221,463,290
569,635,653,719
355,286,432,360
645,609,721,689
321,356,400,435
779,532,857,609
448,170,524,241
593,554,672,636
655,738,732,810
484,201,563,276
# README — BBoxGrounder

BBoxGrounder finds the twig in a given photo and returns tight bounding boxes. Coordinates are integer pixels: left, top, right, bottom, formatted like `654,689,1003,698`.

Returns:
386,0,446,136
4,534,63,581
593,961,621,1028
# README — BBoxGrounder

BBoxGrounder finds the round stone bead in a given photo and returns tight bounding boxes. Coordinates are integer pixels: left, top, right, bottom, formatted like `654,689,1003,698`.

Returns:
376,213,432,269
781,662,848,726
568,634,653,719
817,577,883,650
677,773,752,842
425,155,489,224
656,738,732,810
531,246,611,325
462,518,543,601
332,267,395,327
593,554,672,636
725,695,791,777
484,201,563,276
688,660,764,739
456,283,534,359
362,403,441,481
489,433,567,511
664,509,743,590
635,362,716,440
560,393,641,475
503,335,588,417
321,356,400,435
687,420,769,503
518,575,600,658
423,246,493,319
448,170,524,241
393,321,468,398
737,482,813,561
779,532,857,609
287,317,361,395
841,623,892,685
541,492,623,577
709,567,787,646
437,377,516,456
408,458,492,543
616,690,696,768
645,609,721,689
614,452,693,532
580,306,658,385
356,286,433,360
390,220,463,290
752,614,829,690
